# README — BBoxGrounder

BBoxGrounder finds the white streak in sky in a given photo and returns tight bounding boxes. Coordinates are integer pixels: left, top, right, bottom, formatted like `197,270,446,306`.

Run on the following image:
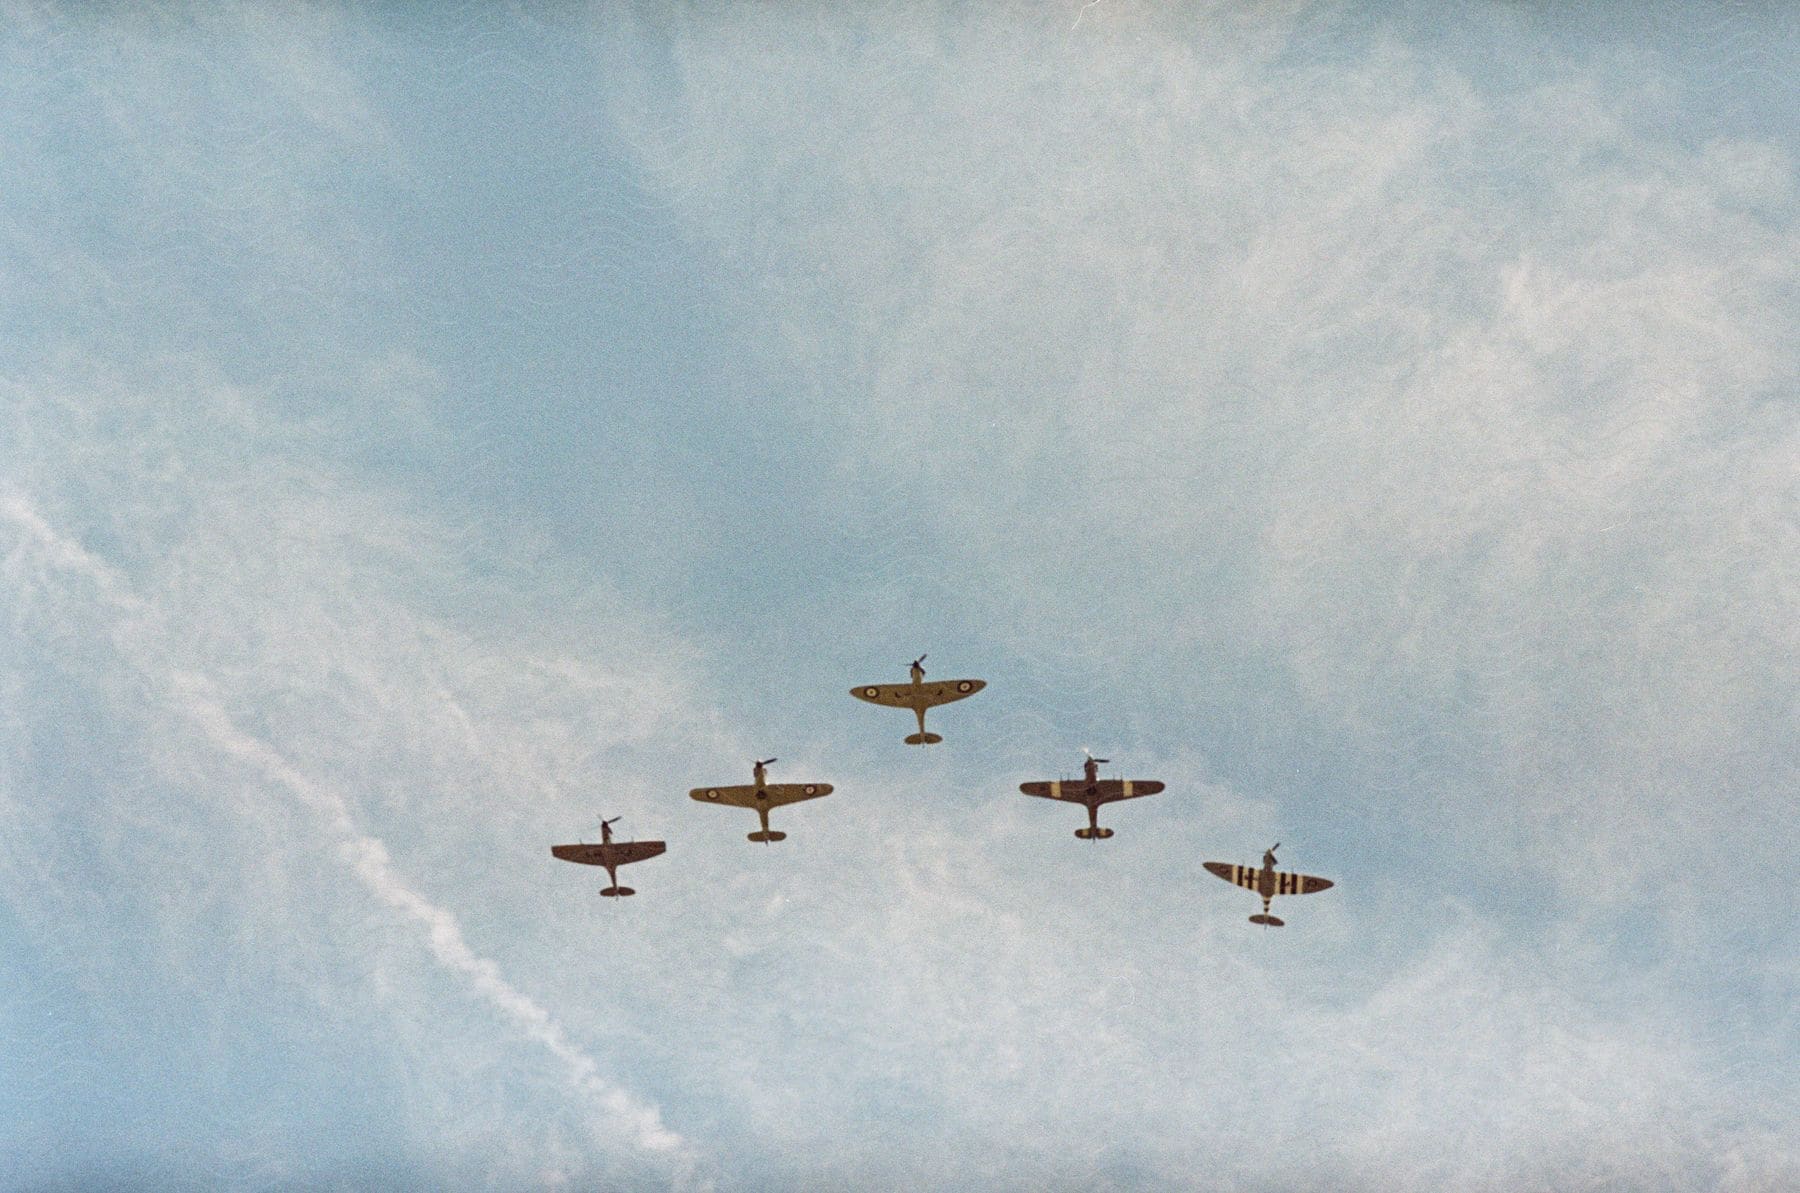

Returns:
0,492,696,1172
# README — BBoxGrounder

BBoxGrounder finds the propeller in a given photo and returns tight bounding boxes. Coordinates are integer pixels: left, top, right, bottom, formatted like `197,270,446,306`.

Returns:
754,757,778,768
602,816,622,830
910,654,927,673
1083,748,1110,765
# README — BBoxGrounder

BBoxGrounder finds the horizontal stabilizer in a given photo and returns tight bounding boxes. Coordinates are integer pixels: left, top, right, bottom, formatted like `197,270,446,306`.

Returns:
1074,827,1115,839
747,830,788,843
600,886,635,898
1249,914,1284,927
904,732,944,745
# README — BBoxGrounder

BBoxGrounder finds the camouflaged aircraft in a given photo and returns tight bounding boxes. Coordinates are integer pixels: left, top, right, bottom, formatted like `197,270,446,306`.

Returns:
1018,750,1166,839
550,816,666,898
689,758,834,843
850,655,986,744
1203,845,1334,926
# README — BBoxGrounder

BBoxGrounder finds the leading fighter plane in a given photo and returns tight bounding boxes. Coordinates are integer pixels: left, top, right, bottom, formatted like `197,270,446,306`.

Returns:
851,655,986,744
689,758,834,843
550,816,666,897
1202,844,1334,926
1018,750,1166,839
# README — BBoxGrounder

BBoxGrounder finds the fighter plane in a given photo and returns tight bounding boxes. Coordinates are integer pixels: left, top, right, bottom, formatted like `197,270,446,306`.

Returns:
850,655,986,744
1018,750,1166,839
550,816,667,898
689,758,834,843
1202,845,1333,926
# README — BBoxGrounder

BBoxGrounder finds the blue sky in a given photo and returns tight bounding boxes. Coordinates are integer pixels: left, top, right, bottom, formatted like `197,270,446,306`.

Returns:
3,3,1797,1189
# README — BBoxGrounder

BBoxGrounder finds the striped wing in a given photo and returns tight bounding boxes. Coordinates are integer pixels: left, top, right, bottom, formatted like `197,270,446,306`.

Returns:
851,680,985,708
551,841,666,867
1203,861,1260,890
689,783,832,808
1094,779,1162,803
1020,779,1164,803
1202,862,1333,895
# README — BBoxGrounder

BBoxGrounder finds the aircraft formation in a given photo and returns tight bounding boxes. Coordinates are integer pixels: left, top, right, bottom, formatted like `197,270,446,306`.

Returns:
552,655,1335,925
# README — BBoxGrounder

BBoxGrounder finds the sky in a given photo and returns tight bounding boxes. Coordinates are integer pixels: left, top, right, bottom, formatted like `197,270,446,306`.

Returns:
2,2,1797,1189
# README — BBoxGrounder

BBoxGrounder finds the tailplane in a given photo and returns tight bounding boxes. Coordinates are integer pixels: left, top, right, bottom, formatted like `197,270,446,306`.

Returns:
1249,913,1284,927
904,732,944,745
1074,827,1115,840
747,830,788,843
600,886,636,898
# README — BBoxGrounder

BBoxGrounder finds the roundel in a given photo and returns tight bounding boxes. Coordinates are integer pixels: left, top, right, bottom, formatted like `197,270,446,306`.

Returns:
803,785,817,795
863,687,880,698
706,789,720,800
957,680,974,693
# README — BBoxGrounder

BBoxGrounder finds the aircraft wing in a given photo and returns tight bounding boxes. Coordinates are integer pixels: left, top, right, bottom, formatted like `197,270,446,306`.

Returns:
851,684,917,707
690,783,833,808
691,784,758,807
551,841,666,866
1093,779,1163,802
922,679,984,707
1019,779,1164,803
759,782,833,807
1204,862,1260,891
850,680,985,708
1202,862,1332,894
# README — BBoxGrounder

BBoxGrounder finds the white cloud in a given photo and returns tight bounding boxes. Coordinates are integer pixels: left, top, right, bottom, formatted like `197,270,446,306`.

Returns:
5,4,1795,1187
593,2,1800,914
1,369,709,1185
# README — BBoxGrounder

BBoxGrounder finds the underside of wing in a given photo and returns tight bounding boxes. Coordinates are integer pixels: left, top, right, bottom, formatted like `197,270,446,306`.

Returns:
690,784,758,807
1019,780,1077,802
922,679,985,707
1093,779,1165,802
608,841,667,866
761,782,834,807
850,684,918,708
551,841,667,866
1286,872,1333,895
1203,861,1263,891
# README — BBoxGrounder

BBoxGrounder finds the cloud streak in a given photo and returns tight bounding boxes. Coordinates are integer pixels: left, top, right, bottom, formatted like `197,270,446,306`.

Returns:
1,492,691,1167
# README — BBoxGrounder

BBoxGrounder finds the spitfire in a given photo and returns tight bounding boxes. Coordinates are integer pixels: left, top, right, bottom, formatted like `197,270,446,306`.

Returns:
1202,845,1335,926
850,654,987,744
550,816,666,897
688,757,835,843
1019,750,1166,839
547,653,1337,931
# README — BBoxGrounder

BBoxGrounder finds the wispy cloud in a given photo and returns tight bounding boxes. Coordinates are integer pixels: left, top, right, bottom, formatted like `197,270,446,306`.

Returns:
1,372,709,1185
595,1,1800,911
